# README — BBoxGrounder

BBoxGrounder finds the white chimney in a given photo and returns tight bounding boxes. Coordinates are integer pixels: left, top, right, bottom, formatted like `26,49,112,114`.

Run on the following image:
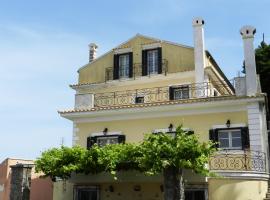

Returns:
240,26,258,96
192,17,206,85
89,43,98,63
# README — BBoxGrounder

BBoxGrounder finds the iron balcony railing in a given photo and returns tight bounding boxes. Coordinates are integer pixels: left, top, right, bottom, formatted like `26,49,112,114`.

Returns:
209,150,266,172
105,59,168,82
94,81,234,107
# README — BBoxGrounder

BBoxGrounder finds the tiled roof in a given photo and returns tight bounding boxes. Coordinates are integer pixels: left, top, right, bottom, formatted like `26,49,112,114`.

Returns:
58,95,265,114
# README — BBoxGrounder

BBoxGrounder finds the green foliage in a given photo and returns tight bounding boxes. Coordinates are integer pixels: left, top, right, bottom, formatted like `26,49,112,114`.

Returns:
35,126,215,180
242,40,270,102
255,41,270,100
137,126,216,176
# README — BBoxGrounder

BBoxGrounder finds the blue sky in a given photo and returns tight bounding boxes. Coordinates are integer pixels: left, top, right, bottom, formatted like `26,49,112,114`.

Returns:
0,0,269,161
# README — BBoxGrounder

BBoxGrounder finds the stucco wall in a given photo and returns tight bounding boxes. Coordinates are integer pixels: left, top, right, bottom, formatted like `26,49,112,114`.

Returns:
75,111,247,147
78,35,195,84
53,181,73,200
209,178,268,200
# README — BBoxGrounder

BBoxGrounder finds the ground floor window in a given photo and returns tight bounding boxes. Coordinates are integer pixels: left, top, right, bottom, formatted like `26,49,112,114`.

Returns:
74,186,99,200
185,189,206,200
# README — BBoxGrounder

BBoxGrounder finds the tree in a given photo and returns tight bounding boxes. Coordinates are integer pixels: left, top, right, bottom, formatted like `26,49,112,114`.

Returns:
35,126,215,200
242,40,270,110
255,41,270,108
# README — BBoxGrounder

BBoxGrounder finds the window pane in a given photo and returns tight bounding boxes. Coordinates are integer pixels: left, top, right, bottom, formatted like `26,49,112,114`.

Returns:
173,87,189,100
218,132,229,139
147,50,158,74
232,137,242,148
219,138,229,148
231,131,241,138
97,137,119,147
119,55,129,78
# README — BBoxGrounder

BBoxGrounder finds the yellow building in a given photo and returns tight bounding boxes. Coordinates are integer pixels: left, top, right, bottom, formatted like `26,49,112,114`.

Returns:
57,18,269,200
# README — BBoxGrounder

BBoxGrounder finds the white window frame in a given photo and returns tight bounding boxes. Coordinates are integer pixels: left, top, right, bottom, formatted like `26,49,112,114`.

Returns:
218,129,242,150
119,54,130,78
96,136,119,146
147,49,158,74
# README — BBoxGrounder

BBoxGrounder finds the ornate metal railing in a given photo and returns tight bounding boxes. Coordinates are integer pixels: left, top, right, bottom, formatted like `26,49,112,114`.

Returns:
209,150,266,172
105,59,168,82
94,81,233,107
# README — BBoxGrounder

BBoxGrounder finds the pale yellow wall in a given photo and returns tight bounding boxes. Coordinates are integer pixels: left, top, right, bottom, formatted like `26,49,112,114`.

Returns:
100,183,162,200
78,36,195,85
209,178,268,200
77,76,195,94
75,111,247,147
53,181,73,200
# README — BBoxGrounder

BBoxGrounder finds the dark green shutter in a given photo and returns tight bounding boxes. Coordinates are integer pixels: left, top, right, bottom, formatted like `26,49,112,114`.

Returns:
118,135,126,144
241,127,250,149
142,50,148,76
157,47,162,74
169,87,174,100
209,129,219,148
87,136,97,149
113,54,119,80
128,52,133,78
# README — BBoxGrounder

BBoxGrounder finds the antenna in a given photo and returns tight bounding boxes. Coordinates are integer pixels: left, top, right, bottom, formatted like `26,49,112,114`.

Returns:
263,33,265,43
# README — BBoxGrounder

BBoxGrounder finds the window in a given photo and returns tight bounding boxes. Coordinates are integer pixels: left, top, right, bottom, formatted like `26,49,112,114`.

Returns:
209,127,249,150
169,86,190,100
185,190,206,200
135,96,144,104
96,136,119,146
119,54,129,78
75,186,99,200
113,53,133,80
147,49,158,74
142,47,162,76
218,129,242,149
87,134,125,148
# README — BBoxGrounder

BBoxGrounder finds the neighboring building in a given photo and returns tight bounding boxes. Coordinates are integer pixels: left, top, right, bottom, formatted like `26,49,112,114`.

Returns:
57,18,269,200
0,158,53,200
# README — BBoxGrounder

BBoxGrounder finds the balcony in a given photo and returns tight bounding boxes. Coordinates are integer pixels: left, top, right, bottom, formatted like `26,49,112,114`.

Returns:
105,59,168,82
94,81,234,108
209,150,266,172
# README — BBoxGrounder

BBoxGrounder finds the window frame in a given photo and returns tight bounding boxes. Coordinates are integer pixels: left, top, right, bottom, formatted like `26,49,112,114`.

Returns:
146,49,159,74
169,85,190,100
87,133,126,148
118,53,130,79
74,186,100,200
217,129,242,150
142,47,162,76
209,126,249,150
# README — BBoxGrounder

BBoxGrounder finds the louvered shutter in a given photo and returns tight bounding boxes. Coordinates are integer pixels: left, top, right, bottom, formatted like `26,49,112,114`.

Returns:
118,135,126,144
142,50,148,76
113,54,119,80
209,129,219,148
241,127,250,149
169,87,174,100
128,52,133,78
87,136,97,149
157,47,162,74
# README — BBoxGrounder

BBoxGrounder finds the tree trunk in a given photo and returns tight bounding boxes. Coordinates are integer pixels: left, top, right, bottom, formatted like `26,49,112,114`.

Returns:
163,167,184,200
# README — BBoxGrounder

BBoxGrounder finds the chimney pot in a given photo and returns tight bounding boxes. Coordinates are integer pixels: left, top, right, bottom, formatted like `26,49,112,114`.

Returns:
89,43,98,63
